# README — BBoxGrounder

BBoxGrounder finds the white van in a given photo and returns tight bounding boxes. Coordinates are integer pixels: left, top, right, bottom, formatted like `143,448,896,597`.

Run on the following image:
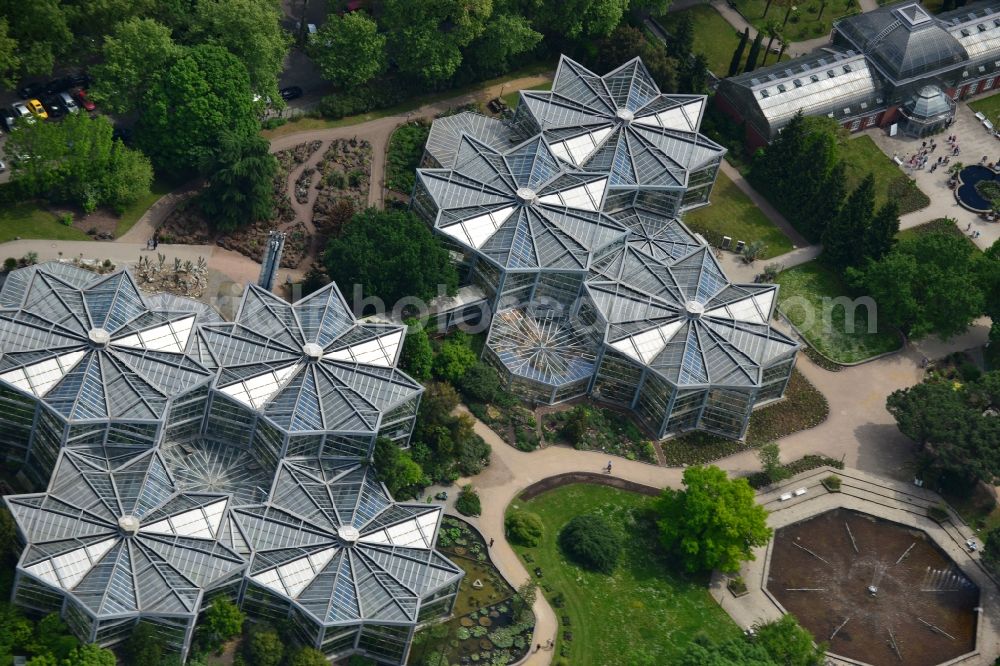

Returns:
58,92,79,114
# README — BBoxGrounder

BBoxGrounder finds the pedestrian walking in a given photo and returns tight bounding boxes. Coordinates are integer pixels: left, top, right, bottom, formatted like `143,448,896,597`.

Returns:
606,460,613,474
489,538,494,548
535,643,541,653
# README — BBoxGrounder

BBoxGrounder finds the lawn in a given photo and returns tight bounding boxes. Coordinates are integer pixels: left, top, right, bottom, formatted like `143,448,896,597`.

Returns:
839,135,930,215
732,0,860,42
775,260,902,363
0,202,88,244
507,484,740,666
969,92,1000,125
503,82,551,110
115,178,172,237
682,169,794,258
658,6,743,77
897,217,979,251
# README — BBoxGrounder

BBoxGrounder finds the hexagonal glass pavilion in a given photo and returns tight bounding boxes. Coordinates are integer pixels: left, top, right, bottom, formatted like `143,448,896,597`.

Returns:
232,458,463,665
0,263,215,487
5,448,246,660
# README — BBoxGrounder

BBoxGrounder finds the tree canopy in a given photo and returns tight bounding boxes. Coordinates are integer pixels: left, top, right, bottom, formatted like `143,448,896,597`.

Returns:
91,18,182,114
309,11,386,87
373,437,425,498
382,0,492,83
886,370,1000,491
656,465,772,573
848,232,984,339
323,208,459,310
198,132,277,231
558,513,623,573
400,319,434,381
7,113,152,213
136,44,258,175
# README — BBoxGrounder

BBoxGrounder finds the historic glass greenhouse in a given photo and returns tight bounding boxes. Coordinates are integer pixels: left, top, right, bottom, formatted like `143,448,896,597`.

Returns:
0,263,459,664
415,55,799,440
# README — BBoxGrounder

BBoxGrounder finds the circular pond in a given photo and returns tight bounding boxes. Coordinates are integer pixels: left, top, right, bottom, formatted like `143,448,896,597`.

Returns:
766,508,979,666
955,164,1000,213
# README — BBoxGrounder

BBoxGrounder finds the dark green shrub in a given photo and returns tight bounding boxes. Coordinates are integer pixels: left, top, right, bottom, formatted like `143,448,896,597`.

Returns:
261,117,287,130
505,510,544,547
455,484,481,517
558,514,622,574
3,258,17,271
959,362,982,382
822,474,842,491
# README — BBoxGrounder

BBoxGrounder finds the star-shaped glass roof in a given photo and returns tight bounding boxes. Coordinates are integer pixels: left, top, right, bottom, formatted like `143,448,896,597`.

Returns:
5,449,246,619
0,263,213,421
232,459,463,627
194,283,421,435
587,245,797,387
416,134,627,271
515,56,725,187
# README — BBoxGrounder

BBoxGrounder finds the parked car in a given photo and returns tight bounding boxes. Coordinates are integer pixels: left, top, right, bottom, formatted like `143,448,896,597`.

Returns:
17,81,45,100
11,102,34,124
73,89,95,112
279,86,303,101
26,99,48,120
67,72,92,88
42,96,66,119
0,159,6,173
0,109,14,132
58,92,79,114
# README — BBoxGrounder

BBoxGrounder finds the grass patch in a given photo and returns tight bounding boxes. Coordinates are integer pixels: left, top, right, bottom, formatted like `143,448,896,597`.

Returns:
969,92,1000,125
731,0,860,42
386,121,431,194
775,260,901,363
897,217,979,251
114,179,173,238
682,169,794,258
661,369,828,465
262,62,555,140
839,135,929,215
502,82,551,109
0,201,88,243
658,6,743,76
507,484,740,665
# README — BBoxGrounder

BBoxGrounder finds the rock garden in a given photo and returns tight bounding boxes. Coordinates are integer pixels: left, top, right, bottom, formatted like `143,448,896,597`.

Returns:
311,137,372,241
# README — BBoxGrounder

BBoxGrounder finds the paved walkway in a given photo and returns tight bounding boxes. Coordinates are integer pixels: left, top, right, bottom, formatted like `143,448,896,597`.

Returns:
866,100,1000,251
718,160,811,248
707,0,836,58
439,307,991,664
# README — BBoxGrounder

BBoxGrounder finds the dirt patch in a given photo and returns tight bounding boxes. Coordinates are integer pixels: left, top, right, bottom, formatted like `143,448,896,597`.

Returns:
45,205,119,240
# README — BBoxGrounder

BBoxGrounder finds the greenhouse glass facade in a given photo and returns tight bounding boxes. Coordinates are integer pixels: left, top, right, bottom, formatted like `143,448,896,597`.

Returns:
415,56,798,441
0,263,461,664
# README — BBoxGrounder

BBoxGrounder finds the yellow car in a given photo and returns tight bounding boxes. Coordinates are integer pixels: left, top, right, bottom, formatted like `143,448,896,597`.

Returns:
26,99,48,120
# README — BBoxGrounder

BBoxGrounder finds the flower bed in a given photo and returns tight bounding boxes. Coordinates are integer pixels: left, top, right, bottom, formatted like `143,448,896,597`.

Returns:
744,454,844,489
661,369,828,466
312,138,371,240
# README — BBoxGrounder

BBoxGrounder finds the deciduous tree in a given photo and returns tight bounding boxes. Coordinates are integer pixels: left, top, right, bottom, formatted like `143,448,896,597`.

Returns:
0,19,20,88
137,44,258,175
657,465,772,573
188,0,290,103
92,18,181,114
308,11,386,87
400,319,433,381
323,208,458,308
382,0,491,84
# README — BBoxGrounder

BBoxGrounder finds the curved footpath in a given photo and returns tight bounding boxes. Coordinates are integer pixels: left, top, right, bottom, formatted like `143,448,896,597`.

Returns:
443,315,991,665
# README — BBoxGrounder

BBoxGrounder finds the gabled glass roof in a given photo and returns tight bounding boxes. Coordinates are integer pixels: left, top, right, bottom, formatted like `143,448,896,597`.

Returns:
586,245,797,387
0,264,213,421
4,449,246,618
417,135,627,271
232,459,463,626
516,56,725,184
195,283,421,435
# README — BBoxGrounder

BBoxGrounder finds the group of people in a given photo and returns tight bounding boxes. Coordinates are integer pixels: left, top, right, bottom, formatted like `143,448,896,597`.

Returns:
145,231,160,251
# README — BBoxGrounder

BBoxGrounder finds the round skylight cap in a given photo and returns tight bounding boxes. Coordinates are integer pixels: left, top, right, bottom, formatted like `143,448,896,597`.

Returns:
118,515,140,536
338,525,360,544
515,187,537,204
88,328,110,346
684,300,705,318
302,343,324,360
616,109,635,123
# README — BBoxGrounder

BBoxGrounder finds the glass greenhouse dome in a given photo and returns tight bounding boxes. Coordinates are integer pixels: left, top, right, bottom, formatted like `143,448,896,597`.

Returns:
414,56,798,441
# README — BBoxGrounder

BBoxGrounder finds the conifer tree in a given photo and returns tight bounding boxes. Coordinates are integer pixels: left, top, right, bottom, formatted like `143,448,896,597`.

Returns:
729,28,749,77
824,173,875,269
744,32,764,72
864,200,900,262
